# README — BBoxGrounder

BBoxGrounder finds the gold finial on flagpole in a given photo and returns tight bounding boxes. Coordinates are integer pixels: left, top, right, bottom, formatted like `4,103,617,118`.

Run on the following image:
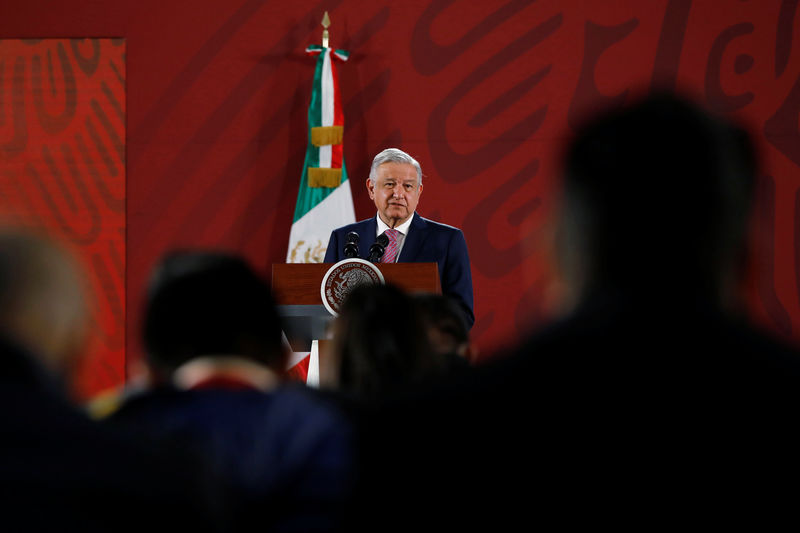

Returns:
321,11,331,48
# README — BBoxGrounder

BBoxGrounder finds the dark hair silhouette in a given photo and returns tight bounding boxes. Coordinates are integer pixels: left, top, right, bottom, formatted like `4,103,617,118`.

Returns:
558,93,757,305
142,251,284,376
332,283,443,399
413,293,471,362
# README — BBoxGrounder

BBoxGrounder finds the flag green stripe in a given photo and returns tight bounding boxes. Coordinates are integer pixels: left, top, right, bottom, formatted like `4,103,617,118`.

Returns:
292,48,349,223
293,155,348,223
308,50,324,128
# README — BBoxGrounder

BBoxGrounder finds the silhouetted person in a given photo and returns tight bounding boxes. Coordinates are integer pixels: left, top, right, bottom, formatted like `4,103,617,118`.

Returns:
346,94,800,531
323,283,451,402
529,93,800,393
0,230,224,532
413,293,476,368
107,251,354,532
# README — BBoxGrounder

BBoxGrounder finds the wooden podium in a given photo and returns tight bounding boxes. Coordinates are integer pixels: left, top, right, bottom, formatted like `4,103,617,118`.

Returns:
272,262,441,353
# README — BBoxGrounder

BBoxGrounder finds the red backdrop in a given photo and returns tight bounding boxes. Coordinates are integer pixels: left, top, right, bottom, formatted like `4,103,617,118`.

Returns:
1,1,799,398
0,39,125,396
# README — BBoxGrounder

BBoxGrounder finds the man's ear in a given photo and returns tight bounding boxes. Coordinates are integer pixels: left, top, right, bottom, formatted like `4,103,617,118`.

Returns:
366,178,375,199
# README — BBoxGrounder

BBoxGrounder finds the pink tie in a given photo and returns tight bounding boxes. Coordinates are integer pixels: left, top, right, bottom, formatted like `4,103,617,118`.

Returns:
382,229,399,263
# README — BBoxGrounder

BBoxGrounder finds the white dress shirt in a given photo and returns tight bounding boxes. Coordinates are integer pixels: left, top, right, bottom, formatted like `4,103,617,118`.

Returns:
375,212,414,262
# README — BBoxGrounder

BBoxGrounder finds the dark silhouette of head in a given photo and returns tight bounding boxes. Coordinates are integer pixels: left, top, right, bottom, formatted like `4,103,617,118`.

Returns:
142,251,285,379
413,293,473,363
557,93,757,309
0,229,88,381
330,283,443,399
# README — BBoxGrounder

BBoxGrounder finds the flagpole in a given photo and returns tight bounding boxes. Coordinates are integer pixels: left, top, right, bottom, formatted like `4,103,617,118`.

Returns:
321,11,330,48
284,11,355,385
286,11,354,262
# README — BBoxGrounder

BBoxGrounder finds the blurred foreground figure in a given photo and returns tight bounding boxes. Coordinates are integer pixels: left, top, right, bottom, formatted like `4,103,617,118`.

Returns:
0,231,88,382
107,251,353,532
347,94,800,530
413,293,475,368
323,284,452,401
0,230,223,531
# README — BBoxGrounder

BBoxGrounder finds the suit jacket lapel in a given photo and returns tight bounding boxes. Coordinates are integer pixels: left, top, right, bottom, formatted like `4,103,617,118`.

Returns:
359,217,378,260
399,213,427,261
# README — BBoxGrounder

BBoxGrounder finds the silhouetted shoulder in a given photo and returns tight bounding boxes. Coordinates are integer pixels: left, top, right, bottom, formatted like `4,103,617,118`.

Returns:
507,296,800,399
332,219,371,234
418,216,462,233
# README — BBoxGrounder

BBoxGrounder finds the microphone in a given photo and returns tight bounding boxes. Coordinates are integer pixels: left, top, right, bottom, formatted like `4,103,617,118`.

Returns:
343,231,360,258
368,233,389,263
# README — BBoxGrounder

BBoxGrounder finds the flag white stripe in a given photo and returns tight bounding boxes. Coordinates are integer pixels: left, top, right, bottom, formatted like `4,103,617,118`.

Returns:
285,179,356,262
321,49,334,127
319,49,334,168
306,340,320,387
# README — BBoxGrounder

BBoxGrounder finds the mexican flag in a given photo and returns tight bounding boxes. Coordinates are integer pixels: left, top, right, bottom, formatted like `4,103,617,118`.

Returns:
286,44,355,263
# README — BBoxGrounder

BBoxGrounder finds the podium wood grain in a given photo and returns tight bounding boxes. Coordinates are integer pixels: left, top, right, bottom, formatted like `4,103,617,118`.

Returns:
272,263,441,305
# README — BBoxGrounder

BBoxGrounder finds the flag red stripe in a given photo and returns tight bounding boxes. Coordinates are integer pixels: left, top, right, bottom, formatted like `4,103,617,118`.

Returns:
331,53,344,169
331,55,344,127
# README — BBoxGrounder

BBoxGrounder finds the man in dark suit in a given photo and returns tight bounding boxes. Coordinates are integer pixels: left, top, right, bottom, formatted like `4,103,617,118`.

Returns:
323,148,474,328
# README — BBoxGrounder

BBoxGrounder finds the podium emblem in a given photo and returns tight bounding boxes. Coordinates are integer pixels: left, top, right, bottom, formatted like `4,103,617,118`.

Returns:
321,259,385,316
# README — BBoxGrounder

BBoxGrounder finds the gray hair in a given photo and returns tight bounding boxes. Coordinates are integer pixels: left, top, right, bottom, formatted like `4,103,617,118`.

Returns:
369,148,423,185
0,229,88,375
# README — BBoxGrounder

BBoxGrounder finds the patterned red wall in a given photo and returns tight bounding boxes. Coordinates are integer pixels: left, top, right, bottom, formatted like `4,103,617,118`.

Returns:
0,39,125,398
1,1,799,397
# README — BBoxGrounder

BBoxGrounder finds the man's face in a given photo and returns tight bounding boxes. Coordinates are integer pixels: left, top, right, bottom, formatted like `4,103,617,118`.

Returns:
367,162,423,228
